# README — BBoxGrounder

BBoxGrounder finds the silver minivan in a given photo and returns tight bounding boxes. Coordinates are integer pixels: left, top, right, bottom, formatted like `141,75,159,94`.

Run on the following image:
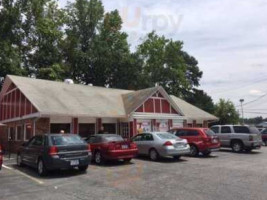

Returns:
132,132,190,161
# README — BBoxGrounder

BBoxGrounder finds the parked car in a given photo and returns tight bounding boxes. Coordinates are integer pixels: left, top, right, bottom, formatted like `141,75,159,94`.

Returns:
210,125,262,152
131,132,190,161
17,134,91,176
169,128,220,156
261,128,267,146
86,134,138,164
0,145,3,170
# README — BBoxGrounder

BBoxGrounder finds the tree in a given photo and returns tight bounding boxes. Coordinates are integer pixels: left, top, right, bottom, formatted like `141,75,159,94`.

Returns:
64,0,104,84
0,0,26,86
21,0,66,80
136,32,203,96
184,89,215,114
214,99,239,125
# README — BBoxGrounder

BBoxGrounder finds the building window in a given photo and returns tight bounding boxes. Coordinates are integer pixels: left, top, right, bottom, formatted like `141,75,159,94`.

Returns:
121,123,129,138
25,123,32,140
16,125,23,141
79,124,95,138
103,123,116,134
50,123,70,134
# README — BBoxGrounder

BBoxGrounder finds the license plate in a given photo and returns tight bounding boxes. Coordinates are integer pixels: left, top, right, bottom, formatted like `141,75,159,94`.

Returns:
175,143,185,148
70,160,79,166
122,145,128,149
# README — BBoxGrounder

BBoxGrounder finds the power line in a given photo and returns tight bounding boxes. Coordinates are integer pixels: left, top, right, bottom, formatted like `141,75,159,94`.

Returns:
236,93,267,107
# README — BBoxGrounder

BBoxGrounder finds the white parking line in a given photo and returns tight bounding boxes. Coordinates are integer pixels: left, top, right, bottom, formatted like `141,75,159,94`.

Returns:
2,165,44,185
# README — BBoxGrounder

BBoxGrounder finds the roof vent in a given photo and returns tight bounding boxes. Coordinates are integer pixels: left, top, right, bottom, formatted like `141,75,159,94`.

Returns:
64,79,74,84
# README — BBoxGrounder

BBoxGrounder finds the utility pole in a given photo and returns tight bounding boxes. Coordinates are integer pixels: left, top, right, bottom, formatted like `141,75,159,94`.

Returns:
240,99,244,125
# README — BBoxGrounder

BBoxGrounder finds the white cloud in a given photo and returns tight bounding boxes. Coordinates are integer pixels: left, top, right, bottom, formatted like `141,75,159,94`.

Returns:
249,90,265,96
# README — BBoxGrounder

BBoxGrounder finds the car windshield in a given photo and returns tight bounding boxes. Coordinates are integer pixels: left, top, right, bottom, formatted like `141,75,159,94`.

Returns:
205,129,216,136
51,135,86,146
156,133,178,140
103,135,124,142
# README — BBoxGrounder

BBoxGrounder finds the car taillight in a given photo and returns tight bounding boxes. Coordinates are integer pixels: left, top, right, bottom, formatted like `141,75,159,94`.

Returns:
49,146,58,156
130,142,137,149
163,141,173,146
249,135,254,141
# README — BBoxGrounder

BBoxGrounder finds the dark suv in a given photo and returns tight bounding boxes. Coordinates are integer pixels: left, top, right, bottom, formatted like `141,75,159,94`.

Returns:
17,134,91,176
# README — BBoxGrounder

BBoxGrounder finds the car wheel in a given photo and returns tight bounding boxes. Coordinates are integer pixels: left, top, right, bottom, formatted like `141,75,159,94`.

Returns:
94,151,104,165
173,155,181,160
231,141,243,153
78,165,88,172
17,154,24,167
37,159,47,176
149,149,159,161
123,158,132,163
190,145,199,157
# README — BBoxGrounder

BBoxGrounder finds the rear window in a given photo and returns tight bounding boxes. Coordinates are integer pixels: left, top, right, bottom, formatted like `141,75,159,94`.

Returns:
233,126,250,134
103,135,124,142
51,135,86,146
249,127,260,134
262,129,267,134
156,133,178,140
204,129,216,136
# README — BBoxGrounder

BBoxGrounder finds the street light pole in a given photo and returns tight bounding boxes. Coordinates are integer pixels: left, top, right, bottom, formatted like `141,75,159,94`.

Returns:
240,99,244,125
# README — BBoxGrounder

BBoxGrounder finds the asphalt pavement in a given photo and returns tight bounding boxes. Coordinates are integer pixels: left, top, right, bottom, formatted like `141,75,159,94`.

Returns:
0,147,267,200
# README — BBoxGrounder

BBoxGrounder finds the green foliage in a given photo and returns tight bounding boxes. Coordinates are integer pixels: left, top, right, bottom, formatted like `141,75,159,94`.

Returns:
136,32,203,96
0,0,215,114
184,89,215,114
214,99,240,125
0,0,25,83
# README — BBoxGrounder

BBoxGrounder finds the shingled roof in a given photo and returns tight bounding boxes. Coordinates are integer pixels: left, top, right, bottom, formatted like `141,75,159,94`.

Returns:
170,95,218,121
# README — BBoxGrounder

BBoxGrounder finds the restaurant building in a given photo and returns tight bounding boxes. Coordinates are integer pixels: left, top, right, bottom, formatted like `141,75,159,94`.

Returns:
0,75,218,152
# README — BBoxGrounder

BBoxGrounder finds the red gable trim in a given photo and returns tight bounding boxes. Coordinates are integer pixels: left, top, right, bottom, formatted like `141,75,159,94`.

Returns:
134,91,180,115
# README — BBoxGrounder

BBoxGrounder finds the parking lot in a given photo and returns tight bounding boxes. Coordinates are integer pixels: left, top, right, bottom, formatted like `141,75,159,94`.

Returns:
1,147,267,200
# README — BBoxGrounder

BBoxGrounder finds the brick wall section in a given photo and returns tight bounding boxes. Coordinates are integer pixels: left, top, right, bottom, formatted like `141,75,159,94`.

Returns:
35,118,50,135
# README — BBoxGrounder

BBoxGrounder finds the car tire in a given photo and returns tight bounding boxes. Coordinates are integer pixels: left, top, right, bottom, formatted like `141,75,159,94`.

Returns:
173,155,181,160
78,165,88,172
17,154,24,167
202,151,211,157
123,158,132,163
190,145,199,157
94,151,104,165
245,149,252,153
149,149,159,161
231,141,243,153
37,159,47,177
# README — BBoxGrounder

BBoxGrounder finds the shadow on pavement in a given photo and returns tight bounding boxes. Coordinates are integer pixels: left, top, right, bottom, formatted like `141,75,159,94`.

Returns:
219,148,262,155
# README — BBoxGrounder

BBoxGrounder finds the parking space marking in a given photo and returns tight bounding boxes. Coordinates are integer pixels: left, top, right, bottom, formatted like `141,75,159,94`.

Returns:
2,165,44,185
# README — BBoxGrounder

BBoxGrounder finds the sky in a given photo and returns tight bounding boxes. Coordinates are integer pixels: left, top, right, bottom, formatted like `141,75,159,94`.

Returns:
59,0,267,118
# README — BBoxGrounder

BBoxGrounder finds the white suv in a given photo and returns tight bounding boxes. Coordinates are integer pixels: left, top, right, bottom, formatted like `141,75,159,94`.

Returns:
210,125,262,153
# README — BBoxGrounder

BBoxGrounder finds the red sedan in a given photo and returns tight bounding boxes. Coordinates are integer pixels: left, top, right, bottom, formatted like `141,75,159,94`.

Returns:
86,134,138,164
169,128,221,156
0,145,3,170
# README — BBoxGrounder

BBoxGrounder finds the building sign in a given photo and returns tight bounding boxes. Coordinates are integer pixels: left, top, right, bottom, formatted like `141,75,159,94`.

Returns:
137,120,151,133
